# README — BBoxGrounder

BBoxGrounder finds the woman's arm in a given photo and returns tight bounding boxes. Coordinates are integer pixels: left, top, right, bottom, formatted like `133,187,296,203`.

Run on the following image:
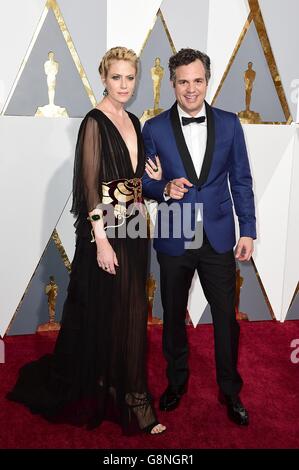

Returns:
81,117,119,275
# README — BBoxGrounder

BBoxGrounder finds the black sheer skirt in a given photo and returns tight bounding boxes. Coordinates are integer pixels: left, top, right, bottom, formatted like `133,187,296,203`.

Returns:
7,234,156,433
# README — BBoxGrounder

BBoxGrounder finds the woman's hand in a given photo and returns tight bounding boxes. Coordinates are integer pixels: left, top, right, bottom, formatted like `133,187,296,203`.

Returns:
145,155,162,180
96,238,119,275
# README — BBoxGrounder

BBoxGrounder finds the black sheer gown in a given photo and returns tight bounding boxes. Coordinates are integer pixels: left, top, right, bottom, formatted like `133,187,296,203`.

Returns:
7,109,157,434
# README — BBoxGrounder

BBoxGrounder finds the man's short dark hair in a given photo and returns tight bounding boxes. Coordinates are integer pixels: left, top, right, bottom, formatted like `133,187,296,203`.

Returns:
168,48,211,83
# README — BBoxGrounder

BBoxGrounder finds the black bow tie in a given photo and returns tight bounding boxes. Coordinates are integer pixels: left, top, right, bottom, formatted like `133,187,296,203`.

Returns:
181,116,206,126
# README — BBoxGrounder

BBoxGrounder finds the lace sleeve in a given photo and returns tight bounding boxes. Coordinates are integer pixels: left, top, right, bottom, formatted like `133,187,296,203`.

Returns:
71,116,102,216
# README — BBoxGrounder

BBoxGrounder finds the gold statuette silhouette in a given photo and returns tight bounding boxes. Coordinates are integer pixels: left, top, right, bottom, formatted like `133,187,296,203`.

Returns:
238,62,261,124
147,273,163,325
235,269,249,321
37,276,61,332
35,51,68,117
141,57,164,124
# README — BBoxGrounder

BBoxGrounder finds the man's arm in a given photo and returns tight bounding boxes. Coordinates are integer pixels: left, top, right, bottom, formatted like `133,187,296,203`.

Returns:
228,116,256,239
229,116,256,260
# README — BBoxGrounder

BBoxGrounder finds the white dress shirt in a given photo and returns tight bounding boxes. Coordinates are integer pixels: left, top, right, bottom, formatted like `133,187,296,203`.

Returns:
177,103,207,178
163,104,207,221
176,104,207,223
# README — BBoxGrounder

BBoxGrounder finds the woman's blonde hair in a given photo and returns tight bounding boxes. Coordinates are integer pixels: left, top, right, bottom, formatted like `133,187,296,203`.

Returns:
99,47,138,78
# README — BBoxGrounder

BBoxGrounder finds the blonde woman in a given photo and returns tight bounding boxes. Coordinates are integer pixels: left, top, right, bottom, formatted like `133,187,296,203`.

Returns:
8,47,165,435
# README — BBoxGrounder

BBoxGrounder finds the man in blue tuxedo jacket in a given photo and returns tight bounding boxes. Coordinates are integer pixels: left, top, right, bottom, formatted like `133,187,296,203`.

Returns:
142,49,256,425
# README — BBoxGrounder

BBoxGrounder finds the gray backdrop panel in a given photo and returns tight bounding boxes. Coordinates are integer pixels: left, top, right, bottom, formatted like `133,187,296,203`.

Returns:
286,291,299,320
5,10,91,117
8,238,69,336
214,22,285,122
58,0,107,101
259,0,299,121
128,15,175,118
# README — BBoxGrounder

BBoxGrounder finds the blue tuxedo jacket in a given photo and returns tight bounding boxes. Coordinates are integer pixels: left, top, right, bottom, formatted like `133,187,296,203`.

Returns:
142,101,256,256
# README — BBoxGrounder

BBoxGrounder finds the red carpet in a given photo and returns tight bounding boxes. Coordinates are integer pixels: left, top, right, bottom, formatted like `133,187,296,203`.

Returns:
1,321,299,449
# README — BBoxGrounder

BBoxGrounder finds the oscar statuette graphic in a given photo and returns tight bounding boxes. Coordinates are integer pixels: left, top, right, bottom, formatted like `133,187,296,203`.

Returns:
140,57,164,124
238,62,261,124
37,276,61,332
147,273,162,325
235,269,249,321
35,51,68,117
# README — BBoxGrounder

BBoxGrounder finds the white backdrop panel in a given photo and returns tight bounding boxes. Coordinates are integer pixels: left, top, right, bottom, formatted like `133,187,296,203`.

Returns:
107,0,163,54
242,124,295,203
56,195,76,263
281,126,299,320
0,116,81,336
188,276,208,327
250,130,295,320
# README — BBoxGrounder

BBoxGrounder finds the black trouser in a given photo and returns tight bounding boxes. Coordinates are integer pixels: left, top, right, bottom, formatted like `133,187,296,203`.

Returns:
157,233,243,398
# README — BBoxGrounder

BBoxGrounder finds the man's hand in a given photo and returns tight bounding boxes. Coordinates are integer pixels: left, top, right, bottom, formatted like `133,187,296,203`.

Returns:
166,177,193,199
235,237,254,261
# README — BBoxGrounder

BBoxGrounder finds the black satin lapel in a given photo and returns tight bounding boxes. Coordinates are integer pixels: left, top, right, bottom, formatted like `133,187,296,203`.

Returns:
198,101,215,186
170,103,199,185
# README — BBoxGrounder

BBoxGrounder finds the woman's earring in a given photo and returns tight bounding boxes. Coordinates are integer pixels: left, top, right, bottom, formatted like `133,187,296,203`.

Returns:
103,88,108,96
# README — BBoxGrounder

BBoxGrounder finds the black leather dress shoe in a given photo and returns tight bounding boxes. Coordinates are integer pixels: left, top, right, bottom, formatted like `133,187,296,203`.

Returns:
159,385,187,412
219,394,249,426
